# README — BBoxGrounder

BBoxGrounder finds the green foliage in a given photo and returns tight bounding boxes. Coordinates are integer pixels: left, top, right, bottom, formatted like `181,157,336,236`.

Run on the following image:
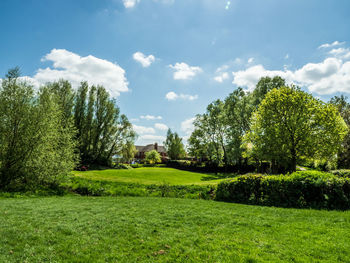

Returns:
0,70,76,191
189,76,286,167
64,177,213,199
330,95,350,168
74,82,136,166
330,169,350,178
244,86,348,172
145,150,161,164
164,129,186,160
216,171,350,209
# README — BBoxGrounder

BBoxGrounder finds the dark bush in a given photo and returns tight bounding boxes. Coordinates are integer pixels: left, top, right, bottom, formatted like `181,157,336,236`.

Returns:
215,171,350,210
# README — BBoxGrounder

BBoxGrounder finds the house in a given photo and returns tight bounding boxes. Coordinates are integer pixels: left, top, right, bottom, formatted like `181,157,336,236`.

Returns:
134,143,167,161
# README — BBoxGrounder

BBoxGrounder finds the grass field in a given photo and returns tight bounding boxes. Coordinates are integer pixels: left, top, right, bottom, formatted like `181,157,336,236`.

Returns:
73,167,232,185
1,196,350,262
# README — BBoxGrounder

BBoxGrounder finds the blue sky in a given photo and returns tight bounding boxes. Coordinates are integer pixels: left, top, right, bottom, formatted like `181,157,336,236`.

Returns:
1,0,350,145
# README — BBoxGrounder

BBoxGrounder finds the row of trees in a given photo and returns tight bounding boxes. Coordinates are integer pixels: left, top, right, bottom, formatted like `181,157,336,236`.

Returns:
0,68,135,190
188,76,348,172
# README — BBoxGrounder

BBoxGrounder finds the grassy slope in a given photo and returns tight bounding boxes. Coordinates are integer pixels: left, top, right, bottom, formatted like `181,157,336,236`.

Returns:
73,167,230,185
1,196,350,262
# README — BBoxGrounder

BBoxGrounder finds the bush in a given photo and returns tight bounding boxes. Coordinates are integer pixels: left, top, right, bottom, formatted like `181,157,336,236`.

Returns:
114,163,133,169
215,171,350,210
63,177,215,200
330,169,350,178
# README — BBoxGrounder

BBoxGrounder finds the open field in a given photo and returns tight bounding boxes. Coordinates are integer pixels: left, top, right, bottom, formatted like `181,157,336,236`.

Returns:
73,167,233,185
1,196,350,262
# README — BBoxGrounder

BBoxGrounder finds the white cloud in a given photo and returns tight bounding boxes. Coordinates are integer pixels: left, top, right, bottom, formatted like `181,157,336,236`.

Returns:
140,115,162,120
133,124,155,134
214,72,229,83
155,123,168,130
165,91,198,101
232,50,350,95
33,49,128,97
169,62,202,80
136,134,166,145
123,0,139,8
329,48,350,60
285,54,289,59
318,41,344,49
248,57,254,64
132,52,155,67
181,117,195,134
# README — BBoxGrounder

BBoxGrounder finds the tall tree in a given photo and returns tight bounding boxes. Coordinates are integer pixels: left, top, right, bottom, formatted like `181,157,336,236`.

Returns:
164,129,186,160
245,86,348,172
330,95,350,168
0,69,76,190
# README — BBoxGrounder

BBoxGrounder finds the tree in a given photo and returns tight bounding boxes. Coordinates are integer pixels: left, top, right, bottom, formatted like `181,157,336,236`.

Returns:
245,86,348,172
145,150,161,164
164,129,186,160
73,83,136,166
330,95,350,168
0,69,76,190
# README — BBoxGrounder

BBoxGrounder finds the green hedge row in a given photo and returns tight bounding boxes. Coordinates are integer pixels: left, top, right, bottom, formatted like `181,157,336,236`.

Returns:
215,171,350,210
63,177,214,200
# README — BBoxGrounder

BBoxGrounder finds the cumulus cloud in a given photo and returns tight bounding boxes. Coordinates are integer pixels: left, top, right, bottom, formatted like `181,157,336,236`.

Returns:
140,115,162,120
136,134,166,145
318,41,344,49
214,72,229,83
329,48,350,60
133,52,155,67
165,91,198,101
33,49,128,97
248,57,254,64
133,124,155,135
169,62,202,80
232,46,350,95
181,117,195,134
123,0,139,8
155,123,168,130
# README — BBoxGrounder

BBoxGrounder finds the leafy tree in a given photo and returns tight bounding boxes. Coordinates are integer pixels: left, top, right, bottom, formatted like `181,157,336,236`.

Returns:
0,69,76,190
164,129,186,160
145,150,161,164
73,83,136,166
330,95,350,168
245,86,348,172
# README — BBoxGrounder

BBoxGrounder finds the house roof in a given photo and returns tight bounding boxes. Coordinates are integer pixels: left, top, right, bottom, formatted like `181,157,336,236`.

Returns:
135,144,166,153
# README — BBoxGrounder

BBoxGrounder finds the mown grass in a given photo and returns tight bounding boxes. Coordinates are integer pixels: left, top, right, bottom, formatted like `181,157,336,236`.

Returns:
1,196,350,262
73,167,234,185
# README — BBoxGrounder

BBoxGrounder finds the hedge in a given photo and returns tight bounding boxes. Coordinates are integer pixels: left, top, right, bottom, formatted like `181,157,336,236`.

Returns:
215,171,350,210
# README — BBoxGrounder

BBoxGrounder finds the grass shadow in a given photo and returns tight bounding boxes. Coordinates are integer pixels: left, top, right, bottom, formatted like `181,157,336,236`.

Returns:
200,173,238,181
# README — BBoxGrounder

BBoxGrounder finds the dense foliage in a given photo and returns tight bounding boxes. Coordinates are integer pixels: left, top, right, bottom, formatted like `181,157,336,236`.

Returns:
164,129,186,160
0,68,135,191
245,86,347,172
145,150,161,164
0,68,76,190
189,76,349,173
216,171,350,209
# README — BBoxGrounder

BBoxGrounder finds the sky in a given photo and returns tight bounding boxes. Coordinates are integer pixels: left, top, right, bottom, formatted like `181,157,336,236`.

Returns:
0,0,350,145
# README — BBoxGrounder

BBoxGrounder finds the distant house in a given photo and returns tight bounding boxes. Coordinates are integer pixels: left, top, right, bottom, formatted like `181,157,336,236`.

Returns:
134,143,167,161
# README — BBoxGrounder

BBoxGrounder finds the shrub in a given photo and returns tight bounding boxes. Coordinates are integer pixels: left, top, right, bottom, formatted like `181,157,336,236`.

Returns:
114,163,133,169
215,171,350,210
63,177,215,200
330,169,350,178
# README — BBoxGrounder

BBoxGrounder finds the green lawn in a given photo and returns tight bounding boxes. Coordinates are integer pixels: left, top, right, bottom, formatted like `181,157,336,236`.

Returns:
73,167,232,185
0,196,349,262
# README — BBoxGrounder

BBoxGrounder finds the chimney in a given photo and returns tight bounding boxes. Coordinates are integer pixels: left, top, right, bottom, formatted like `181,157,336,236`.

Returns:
154,142,158,151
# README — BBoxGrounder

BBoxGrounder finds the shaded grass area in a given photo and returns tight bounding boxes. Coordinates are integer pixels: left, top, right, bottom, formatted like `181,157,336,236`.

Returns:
73,167,236,185
1,196,350,262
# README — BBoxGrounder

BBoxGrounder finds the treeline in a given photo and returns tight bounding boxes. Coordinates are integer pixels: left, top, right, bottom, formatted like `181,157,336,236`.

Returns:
0,68,135,191
188,76,349,173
